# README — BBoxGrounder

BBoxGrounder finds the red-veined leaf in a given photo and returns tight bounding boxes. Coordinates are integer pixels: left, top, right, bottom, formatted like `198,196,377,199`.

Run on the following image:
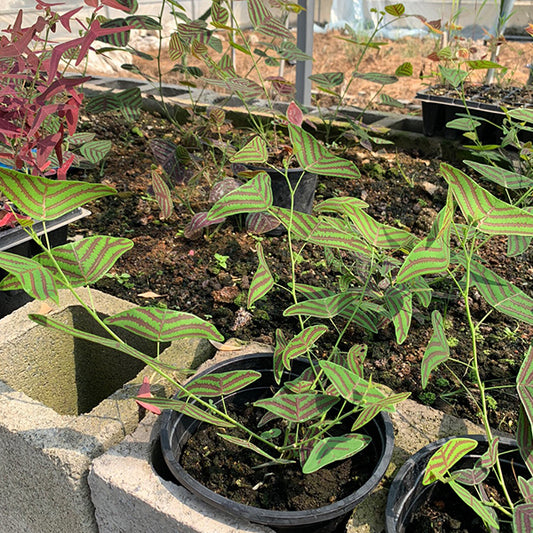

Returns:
248,242,274,307
421,311,450,389
151,170,174,219
384,285,412,344
183,370,261,397
230,136,268,164
514,504,533,533
254,393,338,424
281,325,328,369
385,3,405,16
423,438,478,485
449,480,499,529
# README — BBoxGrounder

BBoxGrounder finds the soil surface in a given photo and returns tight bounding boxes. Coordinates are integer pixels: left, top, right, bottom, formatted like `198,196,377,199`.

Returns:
66,107,533,436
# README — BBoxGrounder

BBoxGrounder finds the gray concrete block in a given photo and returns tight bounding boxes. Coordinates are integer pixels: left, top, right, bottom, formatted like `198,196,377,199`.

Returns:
0,288,214,533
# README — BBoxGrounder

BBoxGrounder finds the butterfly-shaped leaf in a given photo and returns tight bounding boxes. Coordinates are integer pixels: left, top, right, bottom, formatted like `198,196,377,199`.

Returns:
302,433,371,474
385,3,405,16
308,72,344,89
1,236,133,290
395,62,413,77
442,163,533,236
508,108,533,124
519,477,533,504
0,169,115,220
278,41,313,62
80,140,112,165
480,436,500,469
254,393,338,424
384,285,412,344
466,60,504,70
421,311,450,389
453,465,489,486
288,124,360,179
230,136,268,164
380,93,406,108
0,253,58,302
347,344,367,377
315,197,369,215
150,139,186,184
97,19,131,47
281,325,328,369
207,172,272,220
124,15,161,30
183,370,261,398
248,242,274,307
438,66,469,88
423,438,478,485
465,161,533,190
104,307,223,342
350,391,410,431
246,212,281,234
85,92,122,114
446,117,480,131
283,292,355,319
151,170,174,219
514,504,533,533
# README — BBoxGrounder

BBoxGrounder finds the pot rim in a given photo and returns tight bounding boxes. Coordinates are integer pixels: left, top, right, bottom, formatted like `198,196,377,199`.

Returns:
160,352,395,527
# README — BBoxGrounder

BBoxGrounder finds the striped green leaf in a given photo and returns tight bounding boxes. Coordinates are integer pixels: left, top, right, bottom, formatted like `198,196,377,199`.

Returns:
465,161,533,189
315,197,369,214
446,117,480,131
302,434,371,474
169,32,186,60
124,15,161,30
116,87,142,121
218,434,291,462
449,480,499,529
211,3,229,25
288,124,360,179
354,72,398,85
1,236,133,290
283,292,355,319
273,328,288,385
395,62,413,77
508,108,533,124
0,169,115,221
396,201,453,284
85,92,121,114
207,172,272,220
0,253,58,302
453,466,489,486
80,140,112,165
282,325,328,369
104,307,223,342
380,93,406,108
384,285,412,344
308,72,344,89
348,207,415,250
518,407,533,477
480,436,499,469
518,346,533,429
184,212,225,239
421,311,450,389
385,3,405,16
438,66,469,88
423,438,478,485
519,477,533,504
183,370,261,397
507,233,532,257
248,0,292,38
514,504,533,533
466,60,503,70
347,344,367,377
142,397,234,427
350,391,410,431
246,211,281,234
230,136,268,164
254,393,338,424
466,259,533,325
151,170,174,219
284,367,316,393
441,163,533,236
248,242,274,307
278,41,313,62
29,313,174,371
411,276,433,308
97,20,130,47
319,361,386,405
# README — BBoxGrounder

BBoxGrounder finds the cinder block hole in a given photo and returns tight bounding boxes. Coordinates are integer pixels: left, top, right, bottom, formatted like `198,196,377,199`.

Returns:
2,305,169,416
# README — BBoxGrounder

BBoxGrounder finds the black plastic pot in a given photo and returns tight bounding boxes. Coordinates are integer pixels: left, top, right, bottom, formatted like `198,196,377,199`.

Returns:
160,352,395,533
0,207,89,317
385,434,525,533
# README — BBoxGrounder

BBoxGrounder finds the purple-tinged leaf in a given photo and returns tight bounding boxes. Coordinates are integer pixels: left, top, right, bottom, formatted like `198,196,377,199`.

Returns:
380,93,406,108
0,253,58,302
151,170,174,219
396,201,453,284
208,107,226,128
0,169,115,221
423,438,478,485
347,344,367,377
209,178,242,203
230,136,268,164
104,307,223,342
97,19,131,47
421,311,450,389
480,436,499,469
254,393,338,424
507,233,532,257
302,433,371,474
448,480,499,529
519,477,533,504
211,3,229,25
284,367,316,393
453,466,489,486
207,172,273,220
465,161,533,190
150,139,186,184
184,212,225,239
273,328,288,385
518,407,533,477
143,397,234,427
183,370,261,397
246,212,281,234
384,285,412,344
282,325,328,369
124,15,161,30
441,163,533,236
288,124,360,179
287,101,303,127
1,236,133,291
248,242,274,307
514,504,533,533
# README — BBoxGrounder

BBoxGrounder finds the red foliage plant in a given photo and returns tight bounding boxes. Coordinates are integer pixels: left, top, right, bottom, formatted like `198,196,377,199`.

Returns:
0,0,131,178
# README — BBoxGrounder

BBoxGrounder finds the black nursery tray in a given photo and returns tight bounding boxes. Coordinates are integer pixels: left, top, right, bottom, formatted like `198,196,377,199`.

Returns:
416,88,533,144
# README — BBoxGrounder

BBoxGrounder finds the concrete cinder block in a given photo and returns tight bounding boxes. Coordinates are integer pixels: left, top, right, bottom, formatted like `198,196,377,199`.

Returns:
0,288,215,533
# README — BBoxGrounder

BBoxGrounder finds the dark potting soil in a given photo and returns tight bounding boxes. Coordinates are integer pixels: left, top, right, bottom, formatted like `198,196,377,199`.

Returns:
426,84,533,107
180,404,378,511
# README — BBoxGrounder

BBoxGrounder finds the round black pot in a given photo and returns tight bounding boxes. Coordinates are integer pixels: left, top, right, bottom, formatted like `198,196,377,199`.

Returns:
160,352,394,533
385,434,525,533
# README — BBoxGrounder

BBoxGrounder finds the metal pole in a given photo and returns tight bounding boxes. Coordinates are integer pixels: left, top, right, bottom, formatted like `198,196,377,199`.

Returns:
295,0,314,107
